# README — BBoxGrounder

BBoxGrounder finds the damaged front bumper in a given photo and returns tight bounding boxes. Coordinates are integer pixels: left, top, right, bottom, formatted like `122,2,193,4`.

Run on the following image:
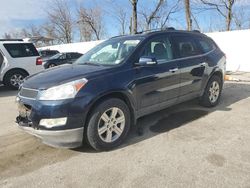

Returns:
16,116,84,148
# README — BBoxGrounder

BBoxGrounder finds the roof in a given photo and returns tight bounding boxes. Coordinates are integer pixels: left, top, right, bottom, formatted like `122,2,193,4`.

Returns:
111,28,206,40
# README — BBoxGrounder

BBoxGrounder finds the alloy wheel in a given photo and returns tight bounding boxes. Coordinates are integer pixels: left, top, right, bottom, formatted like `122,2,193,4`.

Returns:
209,81,220,103
98,107,126,143
10,74,24,87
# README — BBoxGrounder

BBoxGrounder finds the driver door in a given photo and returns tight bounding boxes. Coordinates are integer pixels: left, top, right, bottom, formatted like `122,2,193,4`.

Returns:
135,35,180,114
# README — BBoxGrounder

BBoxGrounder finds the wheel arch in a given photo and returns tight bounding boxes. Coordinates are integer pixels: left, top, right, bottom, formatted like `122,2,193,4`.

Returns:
200,69,224,97
85,91,136,130
3,68,29,84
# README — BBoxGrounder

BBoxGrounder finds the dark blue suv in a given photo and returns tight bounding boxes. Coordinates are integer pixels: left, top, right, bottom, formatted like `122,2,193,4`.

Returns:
16,29,226,151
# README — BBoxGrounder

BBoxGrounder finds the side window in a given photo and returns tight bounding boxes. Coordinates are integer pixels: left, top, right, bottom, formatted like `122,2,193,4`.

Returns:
3,43,39,58
47,51,57,56
197,38,215,53
141,36,173,64
73,53,82,58
66,53,72,59
173,36,200,58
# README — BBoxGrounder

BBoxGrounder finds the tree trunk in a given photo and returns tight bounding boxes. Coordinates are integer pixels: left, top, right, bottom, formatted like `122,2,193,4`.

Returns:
131,0,138,34
185,0,192,31
226,0,234,31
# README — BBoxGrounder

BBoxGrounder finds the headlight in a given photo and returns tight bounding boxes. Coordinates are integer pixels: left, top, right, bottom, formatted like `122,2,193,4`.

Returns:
38,78,88,100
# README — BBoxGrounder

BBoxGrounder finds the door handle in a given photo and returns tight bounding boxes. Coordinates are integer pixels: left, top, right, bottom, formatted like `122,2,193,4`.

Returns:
200,62,206,67
169,68,178,73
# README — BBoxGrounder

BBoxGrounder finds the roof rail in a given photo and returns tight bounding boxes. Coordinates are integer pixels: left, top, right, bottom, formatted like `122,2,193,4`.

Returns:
164,27,175,30
110,34,128,39
0,39,23,42
192,30,200,33
135,27,176,34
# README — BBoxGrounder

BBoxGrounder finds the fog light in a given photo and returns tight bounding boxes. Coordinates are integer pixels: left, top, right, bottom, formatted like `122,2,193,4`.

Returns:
39,117,67,128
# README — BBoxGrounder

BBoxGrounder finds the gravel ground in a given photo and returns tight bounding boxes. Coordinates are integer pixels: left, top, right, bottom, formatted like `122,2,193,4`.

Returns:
0,73,250,188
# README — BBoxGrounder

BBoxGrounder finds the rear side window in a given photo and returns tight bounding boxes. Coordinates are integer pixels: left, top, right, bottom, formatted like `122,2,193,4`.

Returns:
197,38,216,53
173,36,200,58
3,43,39,58
47,50,58,56
72,53,82,58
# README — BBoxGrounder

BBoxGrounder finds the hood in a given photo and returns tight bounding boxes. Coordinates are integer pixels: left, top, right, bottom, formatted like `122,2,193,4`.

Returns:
23,64,110,89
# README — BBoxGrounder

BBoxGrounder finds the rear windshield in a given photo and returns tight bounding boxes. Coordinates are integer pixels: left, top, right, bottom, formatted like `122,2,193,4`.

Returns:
3,43,39,58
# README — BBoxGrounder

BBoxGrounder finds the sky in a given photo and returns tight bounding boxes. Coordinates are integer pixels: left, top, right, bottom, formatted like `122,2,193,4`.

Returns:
1,0,250,40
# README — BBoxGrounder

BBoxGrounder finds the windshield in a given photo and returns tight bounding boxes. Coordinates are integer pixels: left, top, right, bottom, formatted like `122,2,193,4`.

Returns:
50,53,63,59
75,38,142,66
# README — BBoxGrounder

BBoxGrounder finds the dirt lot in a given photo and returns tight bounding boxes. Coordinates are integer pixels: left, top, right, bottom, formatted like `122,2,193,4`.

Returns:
0,73,250,188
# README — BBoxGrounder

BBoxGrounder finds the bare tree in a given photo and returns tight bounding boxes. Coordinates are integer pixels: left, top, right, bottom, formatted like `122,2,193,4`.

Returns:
78,6,104,40
200,0,236,31
47,0,74,43
140,0,164,30
233,6,249,30
3,33,12,39
185,0,192,30
156,0,180,29
114,7,129,35
129,0,138,34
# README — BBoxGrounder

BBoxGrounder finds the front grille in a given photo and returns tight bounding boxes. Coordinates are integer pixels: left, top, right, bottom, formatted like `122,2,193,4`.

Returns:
19,87,39,99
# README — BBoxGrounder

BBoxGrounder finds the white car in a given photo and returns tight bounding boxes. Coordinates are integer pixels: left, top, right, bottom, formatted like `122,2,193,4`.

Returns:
0,39,44,89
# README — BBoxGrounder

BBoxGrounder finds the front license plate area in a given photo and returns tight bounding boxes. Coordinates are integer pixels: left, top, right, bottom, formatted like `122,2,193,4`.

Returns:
18,103,31,118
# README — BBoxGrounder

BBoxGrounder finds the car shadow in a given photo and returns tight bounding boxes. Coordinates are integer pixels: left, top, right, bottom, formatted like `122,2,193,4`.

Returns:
74,81,250,152
0,85,18,97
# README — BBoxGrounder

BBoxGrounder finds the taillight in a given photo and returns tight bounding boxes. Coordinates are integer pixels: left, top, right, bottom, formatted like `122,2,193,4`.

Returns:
36,57,43,65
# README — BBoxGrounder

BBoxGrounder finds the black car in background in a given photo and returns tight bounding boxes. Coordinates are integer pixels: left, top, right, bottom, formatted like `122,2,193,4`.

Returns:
39,49,59,61
16,29,226,151
43,52,83,68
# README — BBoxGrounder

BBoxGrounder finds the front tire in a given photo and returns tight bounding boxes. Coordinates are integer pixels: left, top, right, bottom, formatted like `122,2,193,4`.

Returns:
4,70,28,90
86,98,131,151
200,75,222,107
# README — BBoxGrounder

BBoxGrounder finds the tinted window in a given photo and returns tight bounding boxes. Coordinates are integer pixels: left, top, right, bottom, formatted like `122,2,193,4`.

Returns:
173,36,200,58
197,38,215,53
141,36,173,63
4,43,39,58
72,53,82,59
47,50,59,56
66,53,72,59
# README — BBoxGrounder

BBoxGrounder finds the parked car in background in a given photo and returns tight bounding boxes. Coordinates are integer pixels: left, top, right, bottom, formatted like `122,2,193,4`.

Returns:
0,39,44,89
43,52,83,69
16,29,226,151
38,49,59,61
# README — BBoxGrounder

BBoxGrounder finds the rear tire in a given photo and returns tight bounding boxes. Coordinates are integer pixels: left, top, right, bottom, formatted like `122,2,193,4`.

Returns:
48,63,56,68
199,75,222,107
85,98,131,151
4,70,28,90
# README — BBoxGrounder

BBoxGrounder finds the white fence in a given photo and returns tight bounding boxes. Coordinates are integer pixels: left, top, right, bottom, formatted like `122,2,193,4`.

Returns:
206,29,250,72
38,40,104,55
38,29,250,72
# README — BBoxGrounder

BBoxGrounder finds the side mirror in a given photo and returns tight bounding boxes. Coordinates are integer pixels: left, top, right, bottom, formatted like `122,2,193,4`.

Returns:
136,56,158,66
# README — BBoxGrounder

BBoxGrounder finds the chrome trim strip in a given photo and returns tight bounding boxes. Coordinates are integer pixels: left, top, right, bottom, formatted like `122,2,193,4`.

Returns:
21,87,39,91
18,94,37,100
157,81,193,92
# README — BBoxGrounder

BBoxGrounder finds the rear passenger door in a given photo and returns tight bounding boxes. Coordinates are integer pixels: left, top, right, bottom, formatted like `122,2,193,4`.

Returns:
172,34,206,97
